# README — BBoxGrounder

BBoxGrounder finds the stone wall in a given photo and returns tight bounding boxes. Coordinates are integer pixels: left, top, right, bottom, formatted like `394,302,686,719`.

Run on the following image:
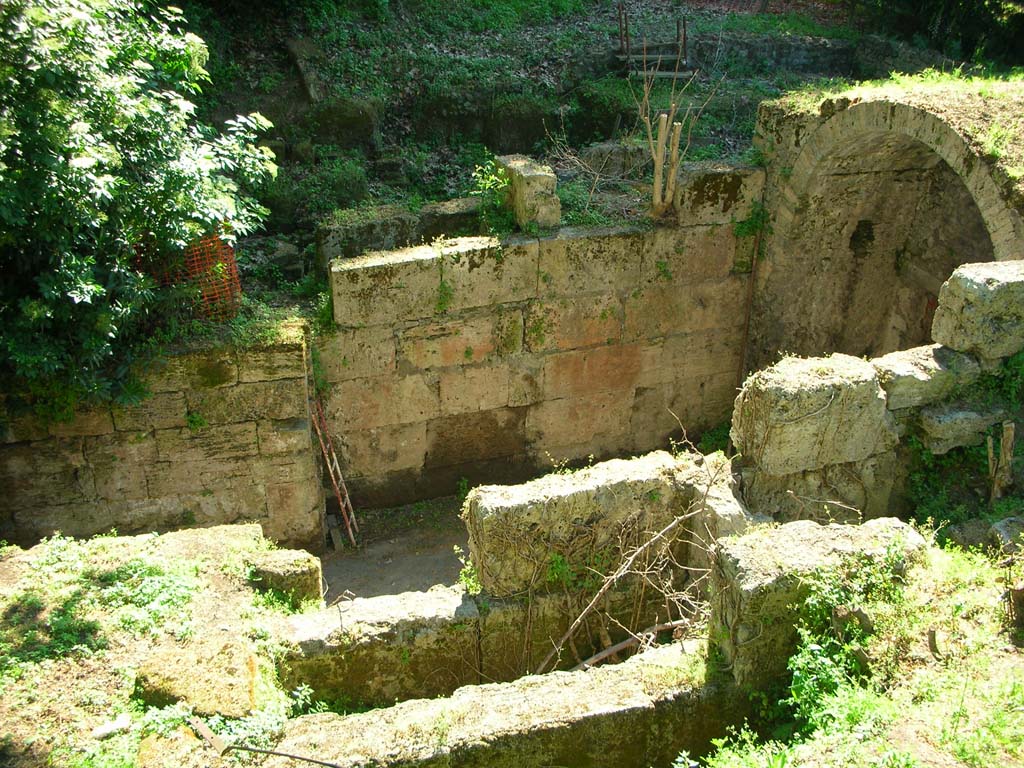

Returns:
320,164,764,506
692,31,855,76
731,260,1024,524
0,335,324,550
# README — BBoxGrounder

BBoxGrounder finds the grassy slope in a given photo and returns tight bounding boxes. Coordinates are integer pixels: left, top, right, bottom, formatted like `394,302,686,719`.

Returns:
771,68,1024,202
702,541,1024,768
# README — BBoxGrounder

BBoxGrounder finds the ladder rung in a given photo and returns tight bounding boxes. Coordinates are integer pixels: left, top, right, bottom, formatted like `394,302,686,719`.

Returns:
617,54,685,62
628,69,696,79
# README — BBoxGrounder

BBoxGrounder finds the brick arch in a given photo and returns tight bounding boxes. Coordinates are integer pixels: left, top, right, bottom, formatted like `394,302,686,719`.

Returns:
775,100,1023,261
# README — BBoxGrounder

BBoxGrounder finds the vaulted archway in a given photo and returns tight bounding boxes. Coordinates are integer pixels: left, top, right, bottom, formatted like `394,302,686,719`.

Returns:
750,96,1024,366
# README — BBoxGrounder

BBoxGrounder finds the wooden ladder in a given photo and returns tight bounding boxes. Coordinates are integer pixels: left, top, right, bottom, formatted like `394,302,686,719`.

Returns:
311,396,358,549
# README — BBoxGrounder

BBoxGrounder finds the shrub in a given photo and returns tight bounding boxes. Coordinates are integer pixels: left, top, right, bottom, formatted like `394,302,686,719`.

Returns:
0,0,275,419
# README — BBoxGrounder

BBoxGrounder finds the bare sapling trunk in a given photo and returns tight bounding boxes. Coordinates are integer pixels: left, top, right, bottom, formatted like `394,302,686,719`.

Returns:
632,37,715,219
988,421,1015,503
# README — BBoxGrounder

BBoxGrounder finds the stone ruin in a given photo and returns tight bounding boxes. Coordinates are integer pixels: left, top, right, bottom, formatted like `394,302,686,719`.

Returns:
2,86,1024,767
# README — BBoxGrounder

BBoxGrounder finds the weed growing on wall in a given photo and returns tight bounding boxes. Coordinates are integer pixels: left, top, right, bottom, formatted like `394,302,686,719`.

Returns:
906,350,1024,531
453,545,482,595
470,159,516,236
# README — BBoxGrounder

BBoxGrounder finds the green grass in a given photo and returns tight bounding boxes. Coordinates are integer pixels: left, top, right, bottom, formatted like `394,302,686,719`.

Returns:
691,542,1020,768
0,536,199,686
83,559,197,637
692,10,859,41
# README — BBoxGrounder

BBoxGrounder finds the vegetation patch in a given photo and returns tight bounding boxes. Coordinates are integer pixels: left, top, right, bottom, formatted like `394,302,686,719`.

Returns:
690,538,1022,768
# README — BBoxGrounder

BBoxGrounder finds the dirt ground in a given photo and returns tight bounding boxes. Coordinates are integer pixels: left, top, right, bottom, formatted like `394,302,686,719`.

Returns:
321,496,468,600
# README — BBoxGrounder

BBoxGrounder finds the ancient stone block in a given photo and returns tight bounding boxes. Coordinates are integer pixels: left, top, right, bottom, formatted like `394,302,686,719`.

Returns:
628,384,677,452
674,453,761,583
496,154,561,229
425,407,528,467
711,518,926,690
919,401,1008,454
338,421,427,476
507,357,545,408
579,140,648,178
185,380,307,426
261,482,325,551
989,516,1024,554
146,350,238,392
279,586,479,706
178,483,269,528
664,328,745,381
4,500,121,542
641,225,738,286
92,462,151,502
0,437,86,477
731,354,898,475
477,594,571,681
331,244,441,327
463,451,680,597
317,326,397,383
0,408,48,444
145,456,255,497
440,236,538,311
673,162,766,226
85,430,159,466
624,277,748,341
740,451,901,524
872,344,981,410
248,552,323,606
255,454,320,485
2,438,95,508
327,373,439,431
257,418,312,456
526,390,634,454
417,196,482,241
154,423,260,463
47,407,114,438
237,343,306,383
932,260,1024,359
316,204,419,268
112,392,188,432
267,642,747,768
538,226,644,298
135,638,269,718
541,344,643,399
439,364,511,415
397,310,523,371
524,295,622,353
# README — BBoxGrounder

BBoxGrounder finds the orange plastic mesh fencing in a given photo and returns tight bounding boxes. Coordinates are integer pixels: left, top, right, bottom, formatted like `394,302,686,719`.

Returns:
183,234,242,321
135,233,243,321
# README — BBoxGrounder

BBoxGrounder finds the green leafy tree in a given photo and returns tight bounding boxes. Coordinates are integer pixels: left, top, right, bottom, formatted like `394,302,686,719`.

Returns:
854,0,1024,64
0,0,276,419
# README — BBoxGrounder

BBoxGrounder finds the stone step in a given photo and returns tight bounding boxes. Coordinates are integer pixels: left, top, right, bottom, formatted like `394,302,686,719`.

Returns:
265,641,750,768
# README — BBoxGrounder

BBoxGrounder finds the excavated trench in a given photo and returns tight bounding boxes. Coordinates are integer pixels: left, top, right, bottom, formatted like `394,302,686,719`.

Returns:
277,91,1024,765
2,53,1022,768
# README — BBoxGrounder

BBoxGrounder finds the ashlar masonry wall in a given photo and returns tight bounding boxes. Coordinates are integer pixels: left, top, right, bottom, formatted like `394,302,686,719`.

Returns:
320,164,765,506
0,333,324,550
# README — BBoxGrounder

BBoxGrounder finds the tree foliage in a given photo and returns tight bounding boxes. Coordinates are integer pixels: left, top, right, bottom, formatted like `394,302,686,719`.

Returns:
0,0,275,418
857,0,1024,65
